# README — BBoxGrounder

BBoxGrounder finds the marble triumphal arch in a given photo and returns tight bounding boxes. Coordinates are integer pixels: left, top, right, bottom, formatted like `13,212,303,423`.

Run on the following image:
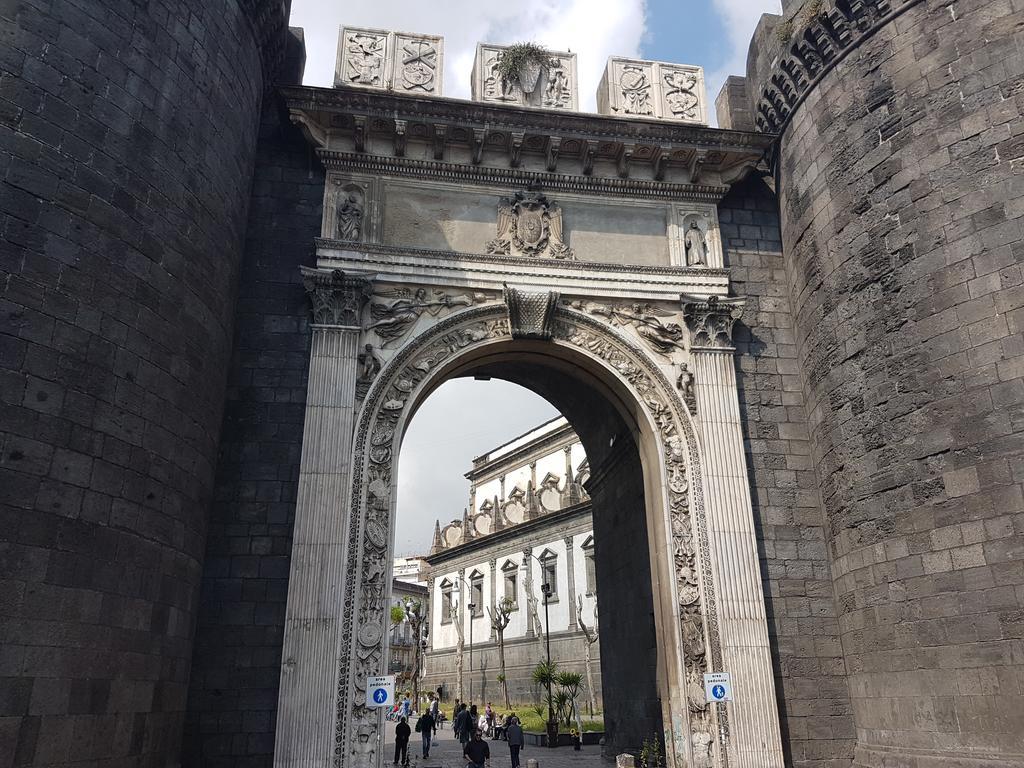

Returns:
275,41,784,768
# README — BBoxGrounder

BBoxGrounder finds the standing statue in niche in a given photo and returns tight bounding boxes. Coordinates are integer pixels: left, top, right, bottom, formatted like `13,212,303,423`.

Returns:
337,191,364,242
684,221,707,266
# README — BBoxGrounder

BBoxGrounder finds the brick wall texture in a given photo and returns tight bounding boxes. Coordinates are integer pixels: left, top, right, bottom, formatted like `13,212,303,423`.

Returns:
180,93,323,766
0,1,269,765
721,176,856,768
750,0,1024,764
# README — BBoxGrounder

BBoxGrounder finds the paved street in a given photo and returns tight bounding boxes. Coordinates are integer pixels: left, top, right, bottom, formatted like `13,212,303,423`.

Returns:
383,723,606,768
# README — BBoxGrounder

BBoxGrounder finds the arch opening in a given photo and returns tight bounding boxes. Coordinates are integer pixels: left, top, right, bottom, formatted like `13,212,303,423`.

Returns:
392,344,666,759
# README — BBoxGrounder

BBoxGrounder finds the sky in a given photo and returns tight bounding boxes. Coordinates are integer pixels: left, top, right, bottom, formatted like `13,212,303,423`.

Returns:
288,0,782,121
285,0,783,554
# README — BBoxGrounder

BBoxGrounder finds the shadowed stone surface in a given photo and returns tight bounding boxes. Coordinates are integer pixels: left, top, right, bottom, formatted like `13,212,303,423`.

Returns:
747,0,1024,764
0,1,287,764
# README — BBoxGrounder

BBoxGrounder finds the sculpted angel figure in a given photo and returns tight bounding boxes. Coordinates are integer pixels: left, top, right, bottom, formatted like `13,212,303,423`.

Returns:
589,302,686,356
366,287,482,347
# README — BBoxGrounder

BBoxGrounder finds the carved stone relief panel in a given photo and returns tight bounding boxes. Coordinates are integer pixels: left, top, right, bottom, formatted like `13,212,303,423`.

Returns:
597,57,707,125
486,189,574,260
335,27,444,96
668,205,723,268
471,44,578,111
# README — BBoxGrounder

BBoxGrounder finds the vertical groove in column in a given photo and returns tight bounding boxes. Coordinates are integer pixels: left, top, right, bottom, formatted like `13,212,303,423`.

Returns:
276,327,361,766
693,350,784,768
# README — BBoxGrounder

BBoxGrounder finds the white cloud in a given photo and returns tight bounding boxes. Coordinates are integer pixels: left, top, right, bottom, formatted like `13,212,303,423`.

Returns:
289,0,647,110
705,0,781,121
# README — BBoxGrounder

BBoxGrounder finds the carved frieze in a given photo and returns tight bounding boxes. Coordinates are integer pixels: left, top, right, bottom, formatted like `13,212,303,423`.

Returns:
598,58,707,125
566,299,686,358
335,27,444,96
366,287,490,347
681,294,745,349
302,268,372,327
486,189,574,260
504,286,560,340
472,44,578,111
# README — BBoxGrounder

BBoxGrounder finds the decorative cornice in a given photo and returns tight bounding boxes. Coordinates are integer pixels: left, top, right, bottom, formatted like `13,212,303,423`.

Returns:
317,149,730,201
465,421,577,482
281,84,773,149
301,266,373,327
756,0,924,135
315,238,731,283
424,500,592,566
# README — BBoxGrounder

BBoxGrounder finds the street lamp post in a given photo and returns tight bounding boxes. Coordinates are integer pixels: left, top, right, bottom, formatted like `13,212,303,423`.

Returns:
541,582,557,748
468,602,476,705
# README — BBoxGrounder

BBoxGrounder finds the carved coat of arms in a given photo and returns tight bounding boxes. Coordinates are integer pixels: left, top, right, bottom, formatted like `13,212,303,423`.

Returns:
486,190,574,260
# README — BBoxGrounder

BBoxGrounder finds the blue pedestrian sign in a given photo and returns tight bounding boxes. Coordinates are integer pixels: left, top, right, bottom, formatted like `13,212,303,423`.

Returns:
366,675,395,707
703,672,732,702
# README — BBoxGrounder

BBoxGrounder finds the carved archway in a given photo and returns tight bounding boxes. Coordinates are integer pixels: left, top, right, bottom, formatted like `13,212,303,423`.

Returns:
334,301,728,768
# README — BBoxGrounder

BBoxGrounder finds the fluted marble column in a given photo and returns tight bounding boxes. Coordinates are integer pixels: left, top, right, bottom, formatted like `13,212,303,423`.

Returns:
275,269,372,767
683,297,784,768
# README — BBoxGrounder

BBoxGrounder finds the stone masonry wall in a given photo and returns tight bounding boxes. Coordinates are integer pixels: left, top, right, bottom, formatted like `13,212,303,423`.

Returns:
748,0,1024,764
720,174,856,768
181,78,324,765
0,1,275,765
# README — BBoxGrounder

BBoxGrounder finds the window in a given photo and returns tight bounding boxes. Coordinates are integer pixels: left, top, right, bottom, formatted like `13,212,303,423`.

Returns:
440,579,453,624
502,560,519,607
469,570,484,616
581,535,596,595
539,549,558,601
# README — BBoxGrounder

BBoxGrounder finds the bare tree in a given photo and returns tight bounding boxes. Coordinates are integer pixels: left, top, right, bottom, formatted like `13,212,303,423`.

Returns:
450,600,465,702
576,594,599,716
404,598,425,712
487,597,514,709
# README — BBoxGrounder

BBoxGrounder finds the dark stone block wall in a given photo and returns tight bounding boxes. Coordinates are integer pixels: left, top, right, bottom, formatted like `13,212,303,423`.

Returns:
720,175,856,768
747,0,1024,764
0,1,286,764
181,74,325,765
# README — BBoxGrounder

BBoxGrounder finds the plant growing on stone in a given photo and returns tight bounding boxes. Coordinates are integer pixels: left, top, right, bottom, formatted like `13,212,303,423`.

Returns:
638,733,664,768
493,42,558,93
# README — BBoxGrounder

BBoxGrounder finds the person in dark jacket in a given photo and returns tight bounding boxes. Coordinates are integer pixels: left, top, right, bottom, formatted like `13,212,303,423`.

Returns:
455,704,476,746
394,716,411,766
463,729,491,768
415,710,435,759
506,716,524,768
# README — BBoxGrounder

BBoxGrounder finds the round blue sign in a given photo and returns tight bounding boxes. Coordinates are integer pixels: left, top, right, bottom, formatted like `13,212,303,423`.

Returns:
711,684,726,700
373,688,388,704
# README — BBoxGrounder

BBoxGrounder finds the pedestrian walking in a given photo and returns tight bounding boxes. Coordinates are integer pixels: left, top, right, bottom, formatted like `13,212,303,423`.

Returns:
415,710,435,759
429,695,440,736
506,716,524,768
463,729,491,768
454,703,472,746
393,716,411,766
401,694,411,718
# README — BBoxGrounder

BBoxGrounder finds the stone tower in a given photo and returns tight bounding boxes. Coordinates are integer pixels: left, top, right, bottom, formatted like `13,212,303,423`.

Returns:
0,0,291,764
734,0,1024,765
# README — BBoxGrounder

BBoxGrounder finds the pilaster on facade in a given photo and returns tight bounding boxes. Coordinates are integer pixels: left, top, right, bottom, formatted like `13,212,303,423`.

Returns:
488,558,497,641
274,269,373,765
682,297,785,768
564,535,578,630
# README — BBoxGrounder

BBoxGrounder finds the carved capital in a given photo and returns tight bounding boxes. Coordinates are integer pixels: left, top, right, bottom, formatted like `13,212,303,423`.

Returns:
302,268,373,327
503,285,560,340
681,294,744,350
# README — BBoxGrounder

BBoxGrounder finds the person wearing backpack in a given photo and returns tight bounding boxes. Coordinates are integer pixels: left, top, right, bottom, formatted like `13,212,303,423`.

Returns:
415,710,435,759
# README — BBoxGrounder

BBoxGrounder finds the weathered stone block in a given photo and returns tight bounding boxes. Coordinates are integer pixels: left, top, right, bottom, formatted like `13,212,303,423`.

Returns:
596,57,707,125
471,43,577,111
334,26,444,96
